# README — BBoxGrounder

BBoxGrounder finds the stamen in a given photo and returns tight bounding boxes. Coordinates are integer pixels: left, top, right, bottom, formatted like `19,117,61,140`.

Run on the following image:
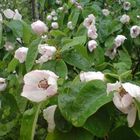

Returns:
38,78,49,90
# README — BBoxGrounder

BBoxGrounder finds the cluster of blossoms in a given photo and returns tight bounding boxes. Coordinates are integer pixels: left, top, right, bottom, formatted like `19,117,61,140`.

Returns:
47,9,59,29
83,14,98,52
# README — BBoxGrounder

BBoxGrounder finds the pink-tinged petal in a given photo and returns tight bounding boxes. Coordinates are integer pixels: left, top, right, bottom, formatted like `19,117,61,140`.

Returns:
107,82,121,94
43,105,57,132
21,85,48,102
24,70,49,85
127,105,137,127
122,82,140,99
113,93,123,109
121,94,133,109
46,85,57,97
3,9,14,19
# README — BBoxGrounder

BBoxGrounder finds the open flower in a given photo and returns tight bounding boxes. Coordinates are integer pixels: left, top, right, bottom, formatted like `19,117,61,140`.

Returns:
83,14,96,29
107,82,140,127
88,40,97,52
3,9,22,20
130,25,140,38
123,1,131,10
14,47,28,63
80,71,104,82
36,44,56,64
31,20,48,35
114,35,126,47
105,35,126,59
87,25,98,39
0,78,7,91
21,70,58,102
43,105,57,132
120,14,130,24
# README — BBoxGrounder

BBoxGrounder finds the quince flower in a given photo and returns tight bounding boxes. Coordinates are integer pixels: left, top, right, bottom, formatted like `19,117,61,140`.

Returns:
3,9,22,20
88,40,97,52
14,47,28,63
21,70,58,102
107,82,140,127
80,71,105,82
36,44,56,64
130,25,140,38
31,20,48,35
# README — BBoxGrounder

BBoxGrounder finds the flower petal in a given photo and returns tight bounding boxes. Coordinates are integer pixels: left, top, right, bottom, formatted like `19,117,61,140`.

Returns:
122,82,140,100
127,105,137,127
43,105,57,132
106,81,121,94
21,85,48,102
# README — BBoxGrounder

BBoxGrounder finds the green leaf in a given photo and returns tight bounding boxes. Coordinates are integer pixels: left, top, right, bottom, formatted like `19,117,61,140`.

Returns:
62,49,91,70
7,58,19,73
0,23,2,48
7,20,23,37
84,108,111,137
41,59,68,78
20,104,41,140
50,30,66,37
46,128,94,140
0,120,17,136
22,21,32,44
58,80,112,127
61,36,87,52
25,38,41,72
68,9,80,27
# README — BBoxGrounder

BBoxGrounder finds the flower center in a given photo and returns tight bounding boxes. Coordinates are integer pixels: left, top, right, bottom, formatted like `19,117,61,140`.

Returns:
118,87,127,97
38,79,49,90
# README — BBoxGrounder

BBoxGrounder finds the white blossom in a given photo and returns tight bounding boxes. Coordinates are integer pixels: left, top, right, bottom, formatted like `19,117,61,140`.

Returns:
80,71,105,82
120,14,130,24
21,70,58,102
102,9,110,16
31,20,48,35
51,22,59,29
88,40,97,52
14,47,28,63
114,35,126,47
130,25,140,38
107,82,140,127
123,1,131,10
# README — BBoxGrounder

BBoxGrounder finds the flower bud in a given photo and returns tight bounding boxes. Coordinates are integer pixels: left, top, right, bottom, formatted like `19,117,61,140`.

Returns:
47,15,52,21
51,22,59,29
67,21,73,30
14,47,28,63
87,25,98,39
3,9,15,19
102,9,110,16
31,20,48,35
